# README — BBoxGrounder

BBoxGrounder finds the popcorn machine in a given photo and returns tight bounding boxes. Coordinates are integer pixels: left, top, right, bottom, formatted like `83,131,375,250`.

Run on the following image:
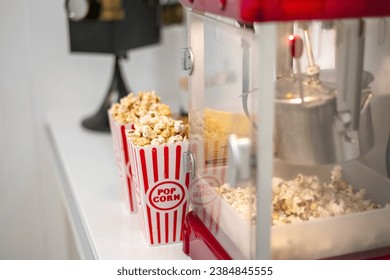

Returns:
180,0,390,259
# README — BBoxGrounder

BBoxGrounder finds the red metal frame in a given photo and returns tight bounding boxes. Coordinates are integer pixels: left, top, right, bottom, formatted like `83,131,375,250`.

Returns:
180,0,390,23
183,211,232,260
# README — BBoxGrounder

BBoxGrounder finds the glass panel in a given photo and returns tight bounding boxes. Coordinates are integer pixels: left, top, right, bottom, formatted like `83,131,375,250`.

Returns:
187,12,256,259
268,19,390,259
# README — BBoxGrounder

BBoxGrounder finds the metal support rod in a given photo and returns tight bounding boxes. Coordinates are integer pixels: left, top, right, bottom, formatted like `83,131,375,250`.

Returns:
82,54,130,132
387,135,390,178
254,22,276,260
335,19,365,130
303,29,316,68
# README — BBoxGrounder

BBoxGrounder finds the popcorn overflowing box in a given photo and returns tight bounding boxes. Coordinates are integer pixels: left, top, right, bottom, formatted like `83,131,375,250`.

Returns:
127,114,190,245
108,91,172,214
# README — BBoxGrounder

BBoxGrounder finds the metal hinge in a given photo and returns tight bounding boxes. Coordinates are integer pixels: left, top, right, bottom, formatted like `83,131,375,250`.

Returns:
183,152,196,179
181,47,194,75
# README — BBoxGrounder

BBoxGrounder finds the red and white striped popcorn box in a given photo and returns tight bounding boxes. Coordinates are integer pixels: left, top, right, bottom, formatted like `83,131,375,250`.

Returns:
128,140,190,246
108,110,137,214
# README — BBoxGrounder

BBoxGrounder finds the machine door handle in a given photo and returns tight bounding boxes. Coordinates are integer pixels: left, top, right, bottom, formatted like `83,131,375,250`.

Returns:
227,134,252,186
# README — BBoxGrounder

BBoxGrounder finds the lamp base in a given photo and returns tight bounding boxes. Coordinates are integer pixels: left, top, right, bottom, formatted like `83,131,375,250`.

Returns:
82,54,129,132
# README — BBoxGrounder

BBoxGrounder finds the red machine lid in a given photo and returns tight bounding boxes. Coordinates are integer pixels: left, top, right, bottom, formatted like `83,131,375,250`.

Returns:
180,0,390,23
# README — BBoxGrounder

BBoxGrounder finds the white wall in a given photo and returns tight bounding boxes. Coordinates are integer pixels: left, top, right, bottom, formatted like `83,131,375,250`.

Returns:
0,0,186,259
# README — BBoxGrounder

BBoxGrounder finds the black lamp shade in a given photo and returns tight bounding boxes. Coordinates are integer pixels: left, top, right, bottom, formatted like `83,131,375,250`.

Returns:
67,0,160,54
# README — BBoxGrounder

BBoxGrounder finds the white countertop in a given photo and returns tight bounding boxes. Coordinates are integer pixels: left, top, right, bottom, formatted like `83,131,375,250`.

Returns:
46,109,190,260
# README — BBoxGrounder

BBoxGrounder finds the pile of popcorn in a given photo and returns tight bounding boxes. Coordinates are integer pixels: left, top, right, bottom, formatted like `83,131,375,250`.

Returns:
190,108,251,141
109,90,188,147
110,91,172,125
189,109,223,141
215,183,257,224
215,166,384,226
127,112,188,146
